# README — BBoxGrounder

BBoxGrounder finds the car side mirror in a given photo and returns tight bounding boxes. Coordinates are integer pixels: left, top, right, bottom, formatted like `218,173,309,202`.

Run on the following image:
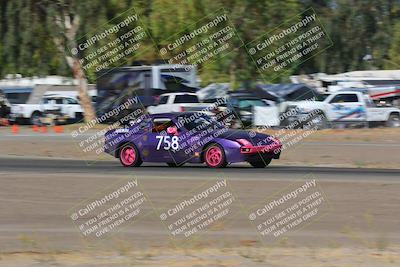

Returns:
167,126,178,135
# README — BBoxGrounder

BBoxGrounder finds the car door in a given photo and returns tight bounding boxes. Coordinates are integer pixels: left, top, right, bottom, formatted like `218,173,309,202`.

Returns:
364,96,385,121
41,97,52,111
328,93,366,122
150,95,169,114
226,97,242,125
142,117,179,162
54,98,64,113
253,101,280,127
158,95,171,113
41,97,60,114
63,97,81,118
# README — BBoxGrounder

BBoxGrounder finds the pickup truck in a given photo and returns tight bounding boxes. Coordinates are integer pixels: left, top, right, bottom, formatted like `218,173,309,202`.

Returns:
10,94,84,124
147,93,211,114
285,91,400,129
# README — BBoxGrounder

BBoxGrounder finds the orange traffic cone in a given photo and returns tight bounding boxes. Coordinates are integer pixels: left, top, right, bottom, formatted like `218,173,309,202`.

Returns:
41,126,47,133
12,124,19,134
33,125,39,132
54,125,64,133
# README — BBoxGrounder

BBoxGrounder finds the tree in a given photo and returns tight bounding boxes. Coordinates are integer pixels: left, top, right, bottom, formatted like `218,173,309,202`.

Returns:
387,21,400,69
39,0,96,122
1,0,400,90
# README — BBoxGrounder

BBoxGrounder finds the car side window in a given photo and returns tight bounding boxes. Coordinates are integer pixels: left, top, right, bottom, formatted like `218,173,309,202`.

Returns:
174,94,199,103
134,117,152,130
364,96,376,107
152,118,176,133
238,100,250,108
330,94,358,103
228,98,239,107
65,98,79,104
46,99,56,105
238,99,266,108
158,96,168,105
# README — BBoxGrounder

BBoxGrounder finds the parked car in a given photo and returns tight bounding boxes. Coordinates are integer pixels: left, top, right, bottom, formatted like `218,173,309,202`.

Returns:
10,94,84,124
104,112,282,168
224,93,273,128
147,93,212,114
286,91,400,129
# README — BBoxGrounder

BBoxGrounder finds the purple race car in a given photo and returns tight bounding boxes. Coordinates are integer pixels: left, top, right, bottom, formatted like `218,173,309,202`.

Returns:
104,112,282,168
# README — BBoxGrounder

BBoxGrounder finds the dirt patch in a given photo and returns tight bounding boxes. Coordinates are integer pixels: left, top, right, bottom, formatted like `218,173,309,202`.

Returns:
0,246,399,267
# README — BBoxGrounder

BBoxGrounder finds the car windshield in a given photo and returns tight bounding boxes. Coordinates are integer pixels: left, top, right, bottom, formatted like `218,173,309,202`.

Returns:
175,94,199,103
177,114,223,131
238,99,266,108
315,94,329,101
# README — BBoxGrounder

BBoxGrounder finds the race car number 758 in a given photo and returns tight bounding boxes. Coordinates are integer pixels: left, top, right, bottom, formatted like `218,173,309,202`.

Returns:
156,135,179,150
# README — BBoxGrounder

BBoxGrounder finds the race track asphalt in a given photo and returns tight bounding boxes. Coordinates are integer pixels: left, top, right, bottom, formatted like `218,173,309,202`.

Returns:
0,156,399,252
1,156,399,180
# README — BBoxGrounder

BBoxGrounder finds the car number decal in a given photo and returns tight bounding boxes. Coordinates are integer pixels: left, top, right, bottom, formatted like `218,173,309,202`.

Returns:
156,135,179,150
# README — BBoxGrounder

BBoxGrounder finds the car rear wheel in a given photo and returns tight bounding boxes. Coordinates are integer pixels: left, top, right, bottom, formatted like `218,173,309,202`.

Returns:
249,158,272,168
30,111,42,125
119,143,142,167
204,143,227,168
386,114,400,128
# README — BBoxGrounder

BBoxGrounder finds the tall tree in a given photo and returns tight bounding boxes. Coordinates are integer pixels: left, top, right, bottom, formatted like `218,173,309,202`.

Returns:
38,0,96,122
387,20,400,68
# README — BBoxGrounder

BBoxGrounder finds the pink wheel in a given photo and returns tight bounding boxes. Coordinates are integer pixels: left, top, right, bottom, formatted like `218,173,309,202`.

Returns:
205,144,227,168
119,143,142,167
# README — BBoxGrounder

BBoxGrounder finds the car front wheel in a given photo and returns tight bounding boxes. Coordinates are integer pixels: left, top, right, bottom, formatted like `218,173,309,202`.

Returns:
119,143,142,167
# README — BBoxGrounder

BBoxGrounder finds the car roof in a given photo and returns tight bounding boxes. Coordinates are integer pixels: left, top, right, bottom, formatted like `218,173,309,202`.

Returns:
334,90,364,94
228,92,253,96
228,92,260,97
230,95,263,100
43,94,76,99
160,92,197,97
